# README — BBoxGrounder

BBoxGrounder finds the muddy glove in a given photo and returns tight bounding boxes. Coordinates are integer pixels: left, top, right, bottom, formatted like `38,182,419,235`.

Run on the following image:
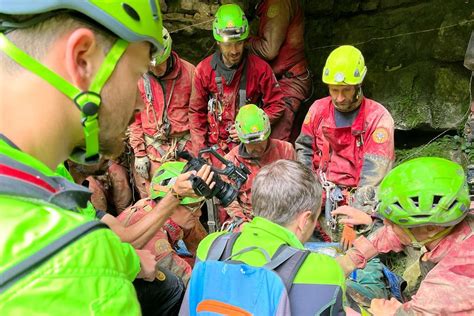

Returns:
351,185,377,213
135,156,150,180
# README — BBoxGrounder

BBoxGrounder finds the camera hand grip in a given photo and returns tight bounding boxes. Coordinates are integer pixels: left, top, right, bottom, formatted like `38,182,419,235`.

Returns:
189,175,213,198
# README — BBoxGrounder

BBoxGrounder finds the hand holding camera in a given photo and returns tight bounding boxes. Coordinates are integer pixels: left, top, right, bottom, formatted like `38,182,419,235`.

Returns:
178,145,250,207
171,164,215,198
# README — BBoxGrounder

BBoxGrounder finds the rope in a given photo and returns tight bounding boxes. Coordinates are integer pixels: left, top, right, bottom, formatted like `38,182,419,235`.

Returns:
308,19,474,51
168,18,214,34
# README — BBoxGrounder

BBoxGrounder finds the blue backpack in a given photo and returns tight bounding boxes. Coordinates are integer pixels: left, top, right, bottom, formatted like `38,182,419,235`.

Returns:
179,233,309,316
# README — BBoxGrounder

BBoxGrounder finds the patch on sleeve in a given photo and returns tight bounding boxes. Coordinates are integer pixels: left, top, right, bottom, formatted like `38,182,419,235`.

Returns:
372,127,389,144
154,238,173,255
303,112,311,125
267,4,280,18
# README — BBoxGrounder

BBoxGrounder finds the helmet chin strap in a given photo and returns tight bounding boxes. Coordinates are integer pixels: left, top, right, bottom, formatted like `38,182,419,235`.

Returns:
0,33,129,165
402,226,453,249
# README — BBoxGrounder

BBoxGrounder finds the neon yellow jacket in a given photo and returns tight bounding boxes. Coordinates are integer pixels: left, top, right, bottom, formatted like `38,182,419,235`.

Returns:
0,139,141,315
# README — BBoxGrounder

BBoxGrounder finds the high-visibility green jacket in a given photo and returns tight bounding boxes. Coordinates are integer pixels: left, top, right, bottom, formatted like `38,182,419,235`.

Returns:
0,138,141,315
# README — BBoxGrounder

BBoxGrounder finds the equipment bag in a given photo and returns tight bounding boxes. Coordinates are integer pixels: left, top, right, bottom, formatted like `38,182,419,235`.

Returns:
179,232,309,315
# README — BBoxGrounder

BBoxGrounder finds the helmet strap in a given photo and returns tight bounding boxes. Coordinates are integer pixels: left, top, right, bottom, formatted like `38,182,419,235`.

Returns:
0,33,129,164
402,226,453,249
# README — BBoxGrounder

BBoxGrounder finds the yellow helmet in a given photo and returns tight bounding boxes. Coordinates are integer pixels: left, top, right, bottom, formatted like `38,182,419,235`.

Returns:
322,45,367,85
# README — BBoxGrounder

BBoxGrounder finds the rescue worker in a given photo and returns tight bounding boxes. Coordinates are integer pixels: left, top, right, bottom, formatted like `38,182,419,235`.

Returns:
129,27,195,198
56,162,213,316
0,2,201,313
118,162,208,286
190,160,347,315
222,104,296,227
248,0,312,142
334,157,474,315
295,45,395,306
189,4,285,164
296,45,395,242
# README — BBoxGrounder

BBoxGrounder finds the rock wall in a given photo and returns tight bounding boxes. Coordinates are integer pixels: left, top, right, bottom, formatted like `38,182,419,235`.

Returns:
163,0,473,131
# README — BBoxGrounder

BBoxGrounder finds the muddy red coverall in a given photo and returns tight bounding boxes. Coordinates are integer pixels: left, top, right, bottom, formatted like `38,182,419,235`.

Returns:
117,198,207,285
248,0,312,141
223,139,295,223
296,96,394,241
129,51,195,197
348,215,474,315
189,52,285,163
296,96,394,188
67,159,132,215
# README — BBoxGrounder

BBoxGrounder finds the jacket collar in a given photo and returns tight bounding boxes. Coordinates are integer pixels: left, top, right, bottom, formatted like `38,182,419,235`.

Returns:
211,50,247,85
243,216,305,249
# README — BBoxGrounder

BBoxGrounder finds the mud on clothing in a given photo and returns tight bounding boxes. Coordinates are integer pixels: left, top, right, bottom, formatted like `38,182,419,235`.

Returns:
248,0,312,141
349,215,474,315
296,96,395,188
189,51,285,158
223,138,296,222
117,198,207,285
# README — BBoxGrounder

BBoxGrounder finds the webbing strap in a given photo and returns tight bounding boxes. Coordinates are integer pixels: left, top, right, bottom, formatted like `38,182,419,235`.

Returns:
0,221,107,294
0,33,80,100
214,59,248,107
271,245,310,292
238,60,247,108
206,233,241,261
222,232,242,260
0,33,129,162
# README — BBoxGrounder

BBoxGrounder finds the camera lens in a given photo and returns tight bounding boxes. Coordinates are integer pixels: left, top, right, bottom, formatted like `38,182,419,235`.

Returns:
214,182,239,207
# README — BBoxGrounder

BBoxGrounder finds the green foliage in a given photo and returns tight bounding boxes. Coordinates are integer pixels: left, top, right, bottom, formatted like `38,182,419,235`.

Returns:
395,135,469,167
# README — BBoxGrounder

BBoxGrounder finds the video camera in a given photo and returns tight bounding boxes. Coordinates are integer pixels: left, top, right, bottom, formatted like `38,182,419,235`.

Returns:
178,146,250,207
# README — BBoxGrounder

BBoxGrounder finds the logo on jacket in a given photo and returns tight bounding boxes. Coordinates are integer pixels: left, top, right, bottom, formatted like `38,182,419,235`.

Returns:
267,4,280,18
372,127,389,144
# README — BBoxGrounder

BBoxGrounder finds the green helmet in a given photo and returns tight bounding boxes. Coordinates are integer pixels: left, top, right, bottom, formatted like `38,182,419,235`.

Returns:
378,157,470,228
0,1,164,165
151,27,172,66
235,104,271,144
150,161,204,205
322,45,367,85
213,4,249,42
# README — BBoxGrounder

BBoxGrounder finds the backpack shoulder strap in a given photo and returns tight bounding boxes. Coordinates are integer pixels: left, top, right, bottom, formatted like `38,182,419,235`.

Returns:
265,245,310,292
0,220,107,294
206,232,241,261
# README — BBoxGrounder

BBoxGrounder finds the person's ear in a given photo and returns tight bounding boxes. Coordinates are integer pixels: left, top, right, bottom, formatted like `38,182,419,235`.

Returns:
297,210,313,231
64,28,100,90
